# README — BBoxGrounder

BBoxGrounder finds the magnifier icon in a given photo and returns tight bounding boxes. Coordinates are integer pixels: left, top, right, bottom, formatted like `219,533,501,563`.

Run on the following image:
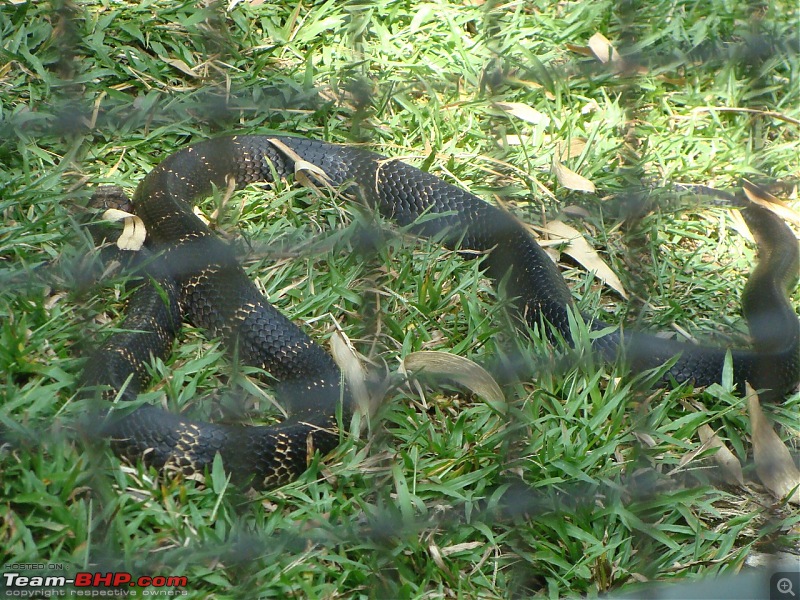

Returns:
778,578,796,597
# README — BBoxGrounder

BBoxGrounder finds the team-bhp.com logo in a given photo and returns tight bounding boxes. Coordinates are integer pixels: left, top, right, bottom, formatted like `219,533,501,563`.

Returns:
3,570,187,596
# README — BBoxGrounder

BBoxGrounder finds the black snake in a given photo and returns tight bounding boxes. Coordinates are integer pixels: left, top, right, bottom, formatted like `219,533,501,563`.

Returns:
82,135,800,489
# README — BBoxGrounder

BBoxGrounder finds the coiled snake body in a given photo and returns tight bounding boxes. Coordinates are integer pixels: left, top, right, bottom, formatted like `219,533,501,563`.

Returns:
83,135,800,489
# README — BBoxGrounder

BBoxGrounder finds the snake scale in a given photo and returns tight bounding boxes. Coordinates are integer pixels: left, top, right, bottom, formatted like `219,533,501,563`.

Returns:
82,135,800,489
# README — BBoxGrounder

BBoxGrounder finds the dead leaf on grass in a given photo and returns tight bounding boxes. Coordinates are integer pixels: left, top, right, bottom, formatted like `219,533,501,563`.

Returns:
587,33,624,69
551,159,596,193
543,220,627,298
494,101,550,126
402,351,505,410
102,208,146,251
555,138,588,161
748,384,800,505
330,327,370,413
697,424,744,486
267,138,336,196
160,56,199,78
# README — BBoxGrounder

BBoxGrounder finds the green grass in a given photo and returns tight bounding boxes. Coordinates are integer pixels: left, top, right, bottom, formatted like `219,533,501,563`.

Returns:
1,0,799,598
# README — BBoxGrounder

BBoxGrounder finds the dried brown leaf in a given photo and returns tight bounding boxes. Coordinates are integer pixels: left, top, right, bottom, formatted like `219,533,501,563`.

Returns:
587,32,626,71
267,138,335,196
503,134,534,146
544,220,627,298
566,43,595,58
102,208,146,251
748,385,800,504
402,351,505,408
555,138,588,161
441,541,483,556
330,328,370,413
551,159,596,193
494,101,550,126
697,424,744,485
160,56,198,78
